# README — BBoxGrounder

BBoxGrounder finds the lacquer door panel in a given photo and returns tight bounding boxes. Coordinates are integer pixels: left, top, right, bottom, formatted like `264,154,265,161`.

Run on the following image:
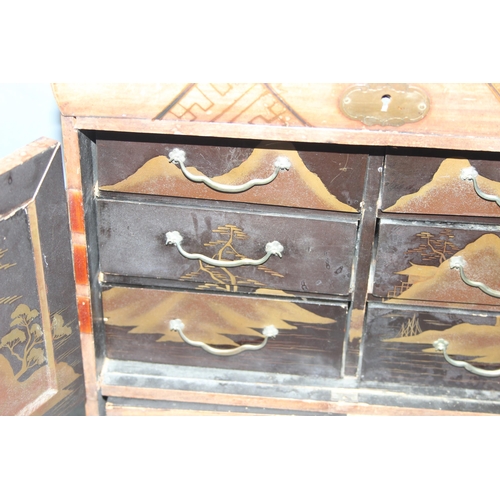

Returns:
96,135,368,213
96,200,358,297
0,139,85,415
372,220,500,310
360,304,500,392
103,286,347,378
381,151,500,218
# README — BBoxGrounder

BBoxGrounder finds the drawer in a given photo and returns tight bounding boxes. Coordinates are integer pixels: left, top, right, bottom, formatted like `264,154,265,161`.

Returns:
372,220,500,309
97,199,358,297
381,150,500,218
96,134,368,213
361,304,500,392
102,286,347,379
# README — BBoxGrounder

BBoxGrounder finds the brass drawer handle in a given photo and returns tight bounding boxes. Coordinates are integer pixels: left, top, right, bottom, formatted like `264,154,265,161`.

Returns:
169,319,278,356
168,148,291,193
433,339,500,377
449,256,500,298
460,167,500,206
166,231,284,268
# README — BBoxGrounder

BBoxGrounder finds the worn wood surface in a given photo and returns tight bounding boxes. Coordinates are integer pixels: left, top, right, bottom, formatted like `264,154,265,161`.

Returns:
52,83,500,152
106,404,269,416
101,385,495,416
105,396,343,416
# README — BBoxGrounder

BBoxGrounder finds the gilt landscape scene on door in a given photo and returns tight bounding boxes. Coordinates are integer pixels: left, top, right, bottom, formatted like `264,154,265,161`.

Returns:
0,213,81,416
97,137,368,212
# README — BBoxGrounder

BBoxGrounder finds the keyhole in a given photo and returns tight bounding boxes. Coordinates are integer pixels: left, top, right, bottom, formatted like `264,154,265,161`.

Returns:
381,94,391,112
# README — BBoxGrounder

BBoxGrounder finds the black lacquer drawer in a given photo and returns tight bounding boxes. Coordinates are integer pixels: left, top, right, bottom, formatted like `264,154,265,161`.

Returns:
381,149,500,219
96,134,368,213
360,303,500,392
372,219,500,310
103,286,347,379
96,199,358,298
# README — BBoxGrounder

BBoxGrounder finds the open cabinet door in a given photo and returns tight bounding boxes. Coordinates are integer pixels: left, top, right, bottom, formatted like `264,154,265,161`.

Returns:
0,138,85,415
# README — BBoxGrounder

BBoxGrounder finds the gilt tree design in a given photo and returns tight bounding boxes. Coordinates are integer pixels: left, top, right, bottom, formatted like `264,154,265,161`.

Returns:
0,304,45,381
406,229,461,265
180,224,284,292
0,305,73,381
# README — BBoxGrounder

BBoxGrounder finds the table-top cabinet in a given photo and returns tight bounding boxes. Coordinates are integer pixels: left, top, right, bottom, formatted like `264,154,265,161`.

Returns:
51,83,500,416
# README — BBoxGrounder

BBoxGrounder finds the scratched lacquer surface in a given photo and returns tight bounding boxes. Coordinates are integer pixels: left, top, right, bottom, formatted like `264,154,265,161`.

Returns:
0,140,84,415
97,136,368,212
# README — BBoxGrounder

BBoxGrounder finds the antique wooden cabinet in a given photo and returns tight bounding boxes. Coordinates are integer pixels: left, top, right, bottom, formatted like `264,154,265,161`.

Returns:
52,83,500,416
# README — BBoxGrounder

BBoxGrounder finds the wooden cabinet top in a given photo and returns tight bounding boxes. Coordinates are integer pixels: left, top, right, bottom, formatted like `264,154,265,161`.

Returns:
52,83,500,152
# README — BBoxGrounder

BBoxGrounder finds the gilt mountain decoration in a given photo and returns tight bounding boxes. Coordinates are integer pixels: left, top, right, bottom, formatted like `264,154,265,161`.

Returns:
102,287,336,347
384,158,500,217
386,233,500,307
100,143,357,212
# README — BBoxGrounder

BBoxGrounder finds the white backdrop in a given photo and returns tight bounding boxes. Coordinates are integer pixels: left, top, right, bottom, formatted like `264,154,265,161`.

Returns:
0,83,62,160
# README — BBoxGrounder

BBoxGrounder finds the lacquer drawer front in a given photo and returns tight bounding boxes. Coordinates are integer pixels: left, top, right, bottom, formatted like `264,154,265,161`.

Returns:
372,220,500,310
97,135,368,213
361,304,500,392
103,286,347,379
97,200,358,297
381,151,500,218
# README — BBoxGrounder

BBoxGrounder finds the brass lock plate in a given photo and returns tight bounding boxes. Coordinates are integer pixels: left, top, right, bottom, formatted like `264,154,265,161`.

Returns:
339,84,430,126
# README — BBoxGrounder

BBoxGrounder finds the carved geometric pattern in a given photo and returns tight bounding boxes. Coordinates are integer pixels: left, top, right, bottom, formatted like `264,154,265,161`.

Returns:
159,83,310,126
488,83,500,103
